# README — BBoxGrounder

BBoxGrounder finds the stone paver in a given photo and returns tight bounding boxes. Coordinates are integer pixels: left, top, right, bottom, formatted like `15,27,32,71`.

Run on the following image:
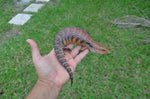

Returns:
36,0,50,2
9,0,50,25
23,3,44,12
8,13,32,25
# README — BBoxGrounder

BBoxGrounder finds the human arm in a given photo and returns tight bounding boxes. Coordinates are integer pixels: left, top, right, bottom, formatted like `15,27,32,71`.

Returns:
25,39,89,99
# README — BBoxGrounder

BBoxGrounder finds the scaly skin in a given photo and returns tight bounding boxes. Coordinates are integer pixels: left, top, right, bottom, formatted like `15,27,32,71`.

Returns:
54,27,110,86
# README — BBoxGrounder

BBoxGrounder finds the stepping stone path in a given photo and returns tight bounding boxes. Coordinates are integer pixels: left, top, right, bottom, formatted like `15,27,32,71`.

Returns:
8,0,50,25
8,13,32,25
23,4,44,12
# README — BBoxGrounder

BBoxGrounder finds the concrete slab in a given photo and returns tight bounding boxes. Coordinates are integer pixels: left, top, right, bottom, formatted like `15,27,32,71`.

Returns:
23,3,44,12
8,13,32,25
36,0,50,2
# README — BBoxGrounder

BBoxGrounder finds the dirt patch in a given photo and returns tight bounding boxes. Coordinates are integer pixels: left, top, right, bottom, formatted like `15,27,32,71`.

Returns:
50,0,61,6
14,0,34,10
0,27,23,45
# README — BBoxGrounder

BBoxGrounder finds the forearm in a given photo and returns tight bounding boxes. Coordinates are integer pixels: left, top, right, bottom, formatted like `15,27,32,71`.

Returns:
26,79,61,99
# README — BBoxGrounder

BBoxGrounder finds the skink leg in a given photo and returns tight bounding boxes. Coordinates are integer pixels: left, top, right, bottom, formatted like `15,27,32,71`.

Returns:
62,47,71,51
79,46,88,52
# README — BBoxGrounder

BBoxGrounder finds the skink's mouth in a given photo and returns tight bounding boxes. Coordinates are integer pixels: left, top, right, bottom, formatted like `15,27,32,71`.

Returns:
92,41,110,54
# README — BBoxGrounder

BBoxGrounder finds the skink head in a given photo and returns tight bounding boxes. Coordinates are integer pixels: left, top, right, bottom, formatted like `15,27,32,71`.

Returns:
87,41,110,54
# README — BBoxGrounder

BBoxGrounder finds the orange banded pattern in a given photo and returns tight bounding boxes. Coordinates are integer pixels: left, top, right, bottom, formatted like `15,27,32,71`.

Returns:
54,27,92,86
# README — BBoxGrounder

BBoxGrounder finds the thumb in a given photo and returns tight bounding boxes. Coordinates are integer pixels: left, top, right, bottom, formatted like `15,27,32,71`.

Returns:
26,39,41,60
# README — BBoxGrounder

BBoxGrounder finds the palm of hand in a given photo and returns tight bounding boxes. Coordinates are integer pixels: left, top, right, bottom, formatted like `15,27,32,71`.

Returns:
27,39,89,88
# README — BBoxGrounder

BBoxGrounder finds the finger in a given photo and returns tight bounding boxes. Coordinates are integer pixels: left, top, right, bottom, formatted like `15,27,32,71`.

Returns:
26,39,41,60
64,44,74,54
67,44,74,49
71,45,82,57
74,49,89,65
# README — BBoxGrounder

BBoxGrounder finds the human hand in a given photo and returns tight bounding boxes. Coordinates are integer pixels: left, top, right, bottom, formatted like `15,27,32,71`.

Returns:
26,39,89,89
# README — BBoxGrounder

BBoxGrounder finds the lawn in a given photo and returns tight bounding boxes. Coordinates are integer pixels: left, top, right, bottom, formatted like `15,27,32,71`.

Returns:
0,0,150,98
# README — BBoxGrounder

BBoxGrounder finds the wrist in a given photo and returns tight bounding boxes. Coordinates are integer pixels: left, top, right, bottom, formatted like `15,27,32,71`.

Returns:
37,79,61,94
26,79,61,99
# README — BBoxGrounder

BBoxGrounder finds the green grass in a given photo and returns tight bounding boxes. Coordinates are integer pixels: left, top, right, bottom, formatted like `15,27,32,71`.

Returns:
0,0,15,33
0,0,150,98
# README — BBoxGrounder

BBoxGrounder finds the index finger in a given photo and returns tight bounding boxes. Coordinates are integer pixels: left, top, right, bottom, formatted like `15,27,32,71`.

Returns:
74,49,89,65
70,45,82,57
